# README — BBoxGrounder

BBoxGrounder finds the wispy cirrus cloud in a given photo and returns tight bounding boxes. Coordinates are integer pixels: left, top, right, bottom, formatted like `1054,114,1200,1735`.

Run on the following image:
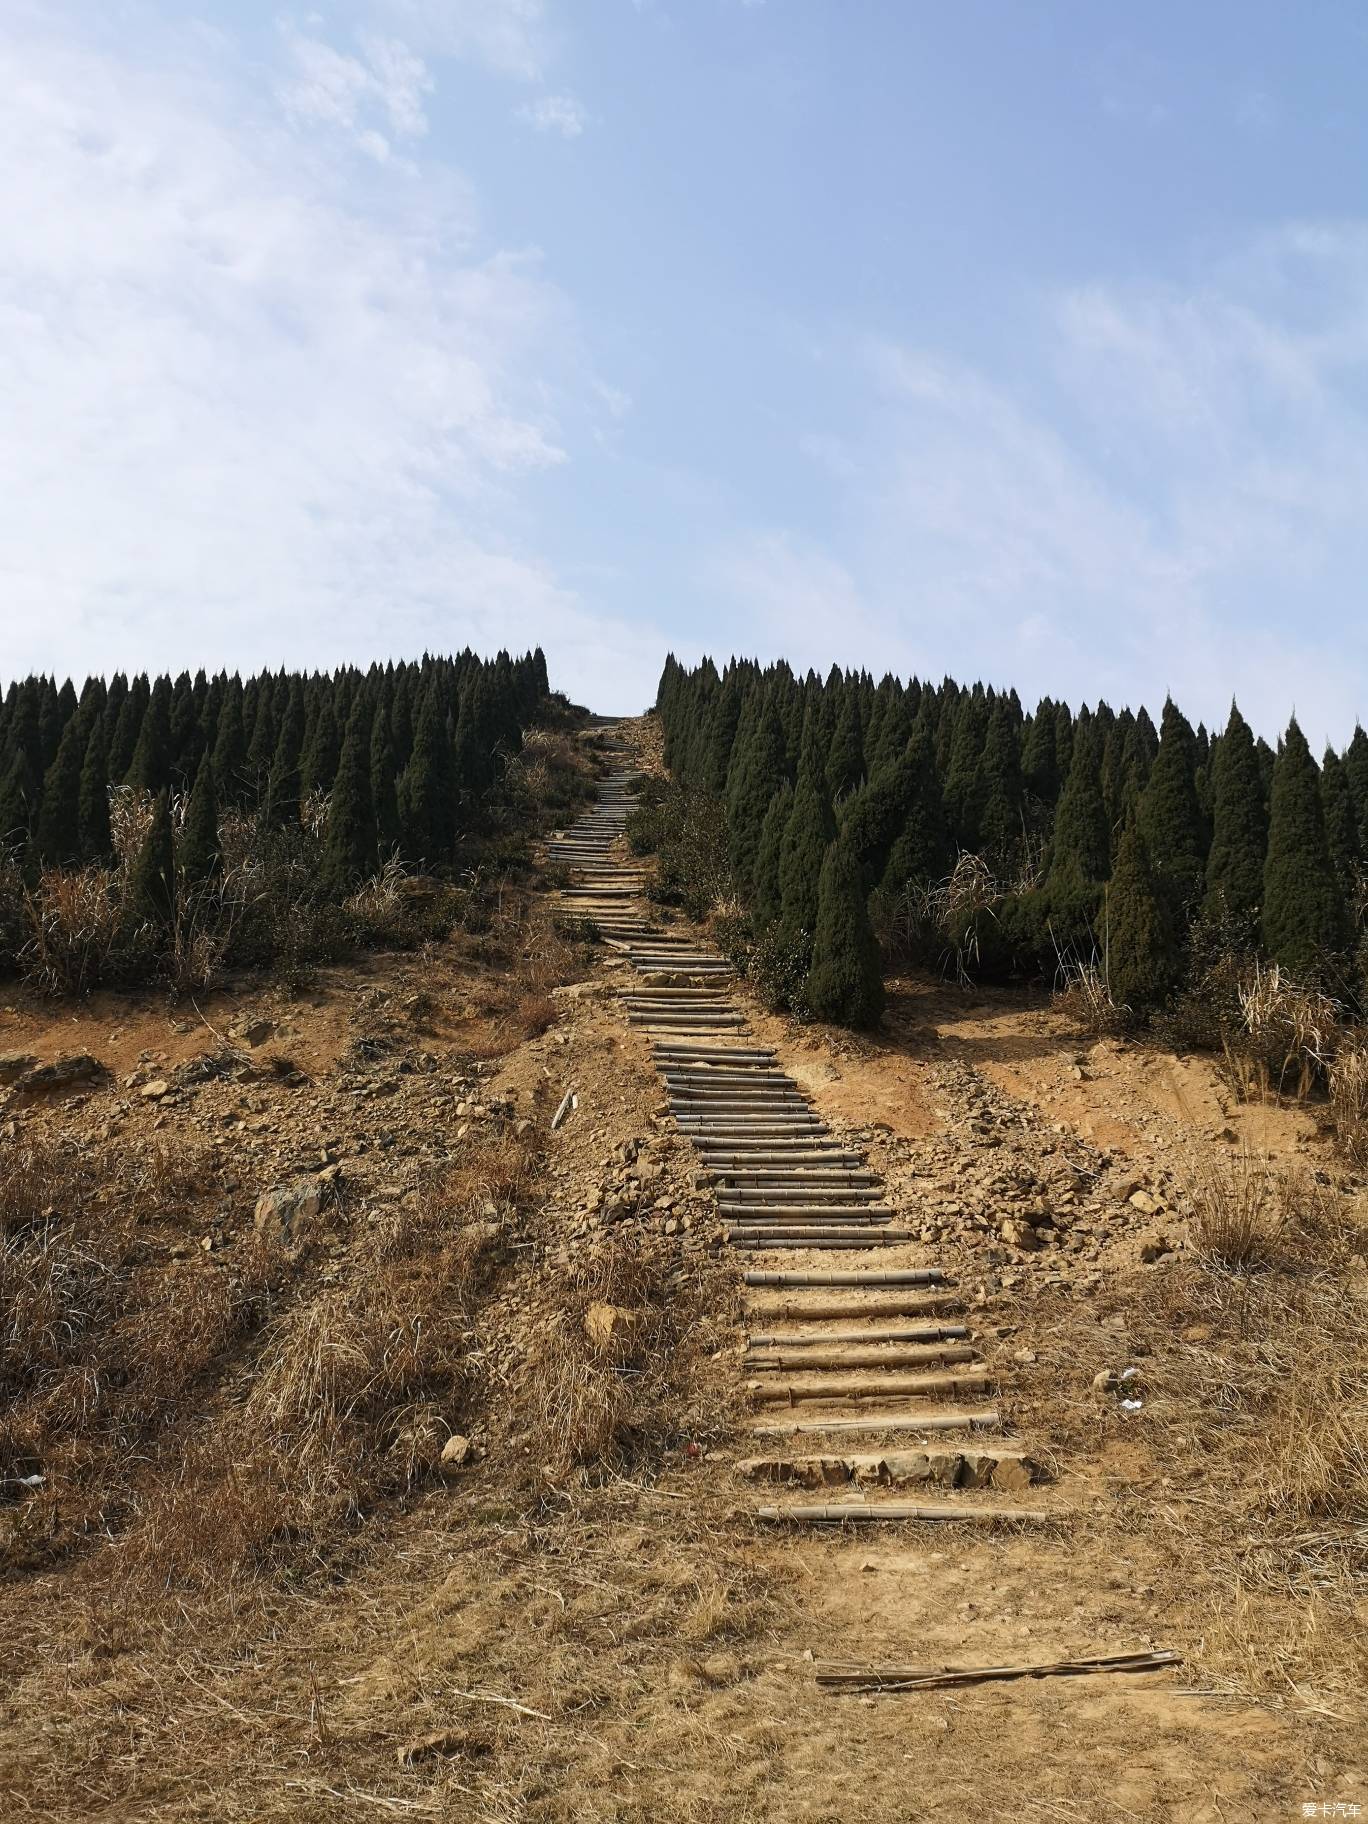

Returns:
714,224,1368,743
0,5,664,707
278,26,433,158
517,92,587,137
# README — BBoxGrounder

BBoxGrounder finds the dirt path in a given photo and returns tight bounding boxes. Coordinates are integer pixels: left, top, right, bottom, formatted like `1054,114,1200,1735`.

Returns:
536,720,1360,1823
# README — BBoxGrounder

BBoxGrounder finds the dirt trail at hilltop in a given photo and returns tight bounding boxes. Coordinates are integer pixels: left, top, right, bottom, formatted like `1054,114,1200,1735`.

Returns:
0,719,1363,1822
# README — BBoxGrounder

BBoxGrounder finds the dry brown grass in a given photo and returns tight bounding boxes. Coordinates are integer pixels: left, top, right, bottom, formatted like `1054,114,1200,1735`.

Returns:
1328,1039,1368,1165
1222,961,1341,1103
1010,1156,1368,1708
524,1244,723,1483
1183,1147,1291,1269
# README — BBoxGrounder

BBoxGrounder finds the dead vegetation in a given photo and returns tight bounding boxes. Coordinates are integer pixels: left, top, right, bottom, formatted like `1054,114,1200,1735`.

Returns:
1008,1149,1368,1710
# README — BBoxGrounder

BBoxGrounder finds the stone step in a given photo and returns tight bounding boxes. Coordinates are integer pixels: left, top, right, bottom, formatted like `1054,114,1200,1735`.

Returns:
735,1446,1038,1492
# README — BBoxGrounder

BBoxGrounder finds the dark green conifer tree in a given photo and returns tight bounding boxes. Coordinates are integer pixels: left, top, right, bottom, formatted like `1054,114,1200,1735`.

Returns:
1343,725,1368,859
399,684,458,866
943,688,989,848
126,791,177,931
805,839,885,1029
1137,698,1207,918
1022,698,1060,803
266,680,306,827
78,719,114,864
878,719,953,896
978,698,1024,869
1262,719,1347,977
1106,822,1176,1014
825,688,866,801
724,696,787,893
752,780,792,927
35,711,86,866
778,711,837,938
1046,725,1109,902
212,684,249,808
126,676,174,793
321,702,378,894
1321,747,1358,899
370,698,402,859
178,750,222,887
0,751,31,860
1203,704,1267,934
300,698,341,800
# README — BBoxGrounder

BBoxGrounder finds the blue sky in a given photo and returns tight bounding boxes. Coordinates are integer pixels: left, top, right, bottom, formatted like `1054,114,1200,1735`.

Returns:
6,1,1368,742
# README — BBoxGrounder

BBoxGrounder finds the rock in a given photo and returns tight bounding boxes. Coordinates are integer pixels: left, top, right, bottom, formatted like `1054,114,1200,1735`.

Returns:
229,1017,276,1048
1000,1219,1042,1251
440,1433,474,1471
1128,1190,1160,1215
253,1177,327,1248
0,1052,37,1085
584,1301,645,1359
140,1079,170,1100
16,1054,106,1094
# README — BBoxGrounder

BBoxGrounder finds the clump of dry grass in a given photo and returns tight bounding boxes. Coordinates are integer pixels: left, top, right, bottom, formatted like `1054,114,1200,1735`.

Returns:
1223,962,1341,1103
1328,1039,1368,1165
1183,1147,1290,1270
525,1245,710,1482
1054,953,1129,1037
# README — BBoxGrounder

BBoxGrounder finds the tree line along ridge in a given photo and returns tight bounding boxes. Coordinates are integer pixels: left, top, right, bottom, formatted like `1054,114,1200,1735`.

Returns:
644,654,1367,1032
0,649,568,992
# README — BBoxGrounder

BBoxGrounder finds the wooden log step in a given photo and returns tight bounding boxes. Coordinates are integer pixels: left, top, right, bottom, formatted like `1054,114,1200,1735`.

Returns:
727,1233,915,1250
744,1344,980,1372
743,1270,946,1287
734,1447,1038,1491
720,1201,893,1217
698,1151,863,1167
663,1068,795,1083
745,1407,1001,1438
654,1050,777,1064
745,1324,970,1346
711,1179,882,1195
706,1171,881,1187
754,1499,1046,1526
744,1293,962,1320
676,1120,827,1134
748,1370,992,1403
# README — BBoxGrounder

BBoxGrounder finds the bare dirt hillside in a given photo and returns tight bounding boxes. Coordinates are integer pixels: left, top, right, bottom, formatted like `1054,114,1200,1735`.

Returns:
1,718,1364,1823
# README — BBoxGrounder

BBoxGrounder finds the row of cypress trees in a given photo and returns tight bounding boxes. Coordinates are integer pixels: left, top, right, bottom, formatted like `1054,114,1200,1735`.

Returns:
654,655,1367,1025
0,649,552,904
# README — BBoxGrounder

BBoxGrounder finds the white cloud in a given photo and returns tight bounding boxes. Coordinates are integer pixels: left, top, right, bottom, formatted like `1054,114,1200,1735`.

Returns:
709,227,1368,744
517,92,587,137
368,0,549,81
278,27,433,155
0,11,660,709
